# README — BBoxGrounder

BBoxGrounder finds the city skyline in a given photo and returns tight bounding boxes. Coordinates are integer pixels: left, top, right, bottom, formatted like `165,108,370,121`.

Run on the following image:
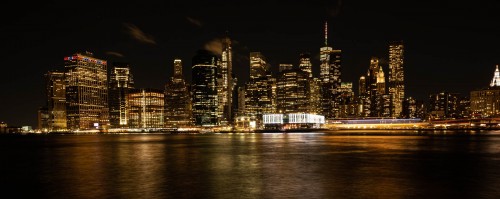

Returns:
2,0,500,126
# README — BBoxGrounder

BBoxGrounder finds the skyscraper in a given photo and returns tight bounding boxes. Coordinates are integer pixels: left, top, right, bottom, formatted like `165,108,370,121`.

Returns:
192,50,219,126
219,36,234,124
319,21,342,119
389,41,404,117
376,66,386,95
45,71,66,130
64,52,108,130
276,67,310,114
127,88,164,128
165,59,192,128
109,63,134,128
245,52,275,126
299,53,312,78
368,57,381,117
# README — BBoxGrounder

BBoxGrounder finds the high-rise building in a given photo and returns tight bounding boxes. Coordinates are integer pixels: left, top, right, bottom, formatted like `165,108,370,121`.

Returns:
245,52,275,126
310,78,322,114
276,67,310,114
402,97,417,118
299,53,312,78
127,88,164,128
109,63,134,128
470,65,500,118
368,57,381,117
319,21,342,119
218,36,234,125
45,71,66,130
37,107,49,130
338,82,357,118
234,86,246,117
165,59,192,128
388,41,404,117
358,76,370,117
192,50,219,126
64,52,108,130
376,66,386,95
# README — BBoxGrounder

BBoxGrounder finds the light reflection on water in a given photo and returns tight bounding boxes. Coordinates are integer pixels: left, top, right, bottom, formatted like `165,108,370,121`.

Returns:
1,132,500,198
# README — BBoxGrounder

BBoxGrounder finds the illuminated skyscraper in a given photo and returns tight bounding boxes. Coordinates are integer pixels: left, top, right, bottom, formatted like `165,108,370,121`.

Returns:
64,52,108,130
245,52,275,125
109,63,134,128
368,57,381,117
319,21,342,119
165,59,192,128
299,53,312,78
279,64,294,72
276,67,310,114
219,36,234,124
127,88,164,128
376,66,386,95
45,71,66,130
389,41,404,117
192,50,219,126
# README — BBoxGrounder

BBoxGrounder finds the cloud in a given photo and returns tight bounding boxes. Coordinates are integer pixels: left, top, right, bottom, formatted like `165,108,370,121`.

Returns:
106,51,124,57
123,23,156,45
204,38,223,55
186,17,202,27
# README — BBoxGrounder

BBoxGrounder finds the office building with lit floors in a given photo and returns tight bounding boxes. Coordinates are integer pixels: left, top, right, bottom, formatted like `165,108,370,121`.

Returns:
45,71,67,130
108,63,134,128
64,52,109,130
192,50,220,126
470,65,500,118
127,88,164,128
164,59,192,128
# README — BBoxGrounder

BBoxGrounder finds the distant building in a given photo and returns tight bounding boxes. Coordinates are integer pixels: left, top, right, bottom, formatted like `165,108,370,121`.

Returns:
429,92,460,119
470,65,500,117
109,63,134,128
192,50,219,126
64,52,108,130
319,21,342,119
164,59,192,128
402,97,417,118
37,107,49,130
127,88,164,128
218,36,234,125
45,71,67,130
299,53,312,77
388,41,405,117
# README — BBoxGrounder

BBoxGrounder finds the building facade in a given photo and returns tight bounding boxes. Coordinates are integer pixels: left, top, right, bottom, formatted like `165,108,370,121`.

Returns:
388,41,405,117
245,52,275,125
164,59,192,127
127,88,164,128
45,71,67,130
471,66,500,118
108,63,134,128
64,52,108,130
192,50,219,126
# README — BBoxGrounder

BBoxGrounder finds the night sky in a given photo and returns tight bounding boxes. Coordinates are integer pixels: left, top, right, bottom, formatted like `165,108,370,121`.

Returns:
2,0,500,127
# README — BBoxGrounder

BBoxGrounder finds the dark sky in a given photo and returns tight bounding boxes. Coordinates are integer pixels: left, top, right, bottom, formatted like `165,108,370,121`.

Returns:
2,0,500,127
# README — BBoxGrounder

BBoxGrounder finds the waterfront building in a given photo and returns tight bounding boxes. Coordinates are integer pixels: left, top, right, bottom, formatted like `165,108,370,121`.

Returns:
45,71,66,130
164,59,192,128
245,52,275,126
429,92,460,119
109,63,134,128
64,52,108,130
276,67,310,114
470,65,500,117
127,88,164,128
192,50,219,126
388,41,405,117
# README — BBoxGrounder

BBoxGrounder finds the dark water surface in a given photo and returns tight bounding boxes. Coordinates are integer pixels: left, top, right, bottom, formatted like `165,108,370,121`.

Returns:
1,131,500,198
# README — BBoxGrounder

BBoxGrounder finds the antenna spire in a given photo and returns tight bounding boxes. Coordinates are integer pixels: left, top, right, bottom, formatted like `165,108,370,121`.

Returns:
324,21,328,46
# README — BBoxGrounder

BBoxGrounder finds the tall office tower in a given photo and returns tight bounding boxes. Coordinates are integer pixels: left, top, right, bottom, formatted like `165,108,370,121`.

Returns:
299,53,313,78
109,63,134,128
276,68,311,114
37,107,49,130
245,52,275,124
388,41,404,117
45,71,66,130
376,66,386,95
192,50,219,126
234,86,246,117
359,76,367,96
338,82,356,118
358,75,370,117
319,21,342,119
64,52,108,130
279,64,294,72
368,57,381,117
310,78,322,114
164,59,192,128
127,88,164,128
219,36,234,124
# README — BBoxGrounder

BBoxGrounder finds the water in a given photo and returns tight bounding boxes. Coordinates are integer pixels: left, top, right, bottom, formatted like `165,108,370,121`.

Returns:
1,131,500,198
